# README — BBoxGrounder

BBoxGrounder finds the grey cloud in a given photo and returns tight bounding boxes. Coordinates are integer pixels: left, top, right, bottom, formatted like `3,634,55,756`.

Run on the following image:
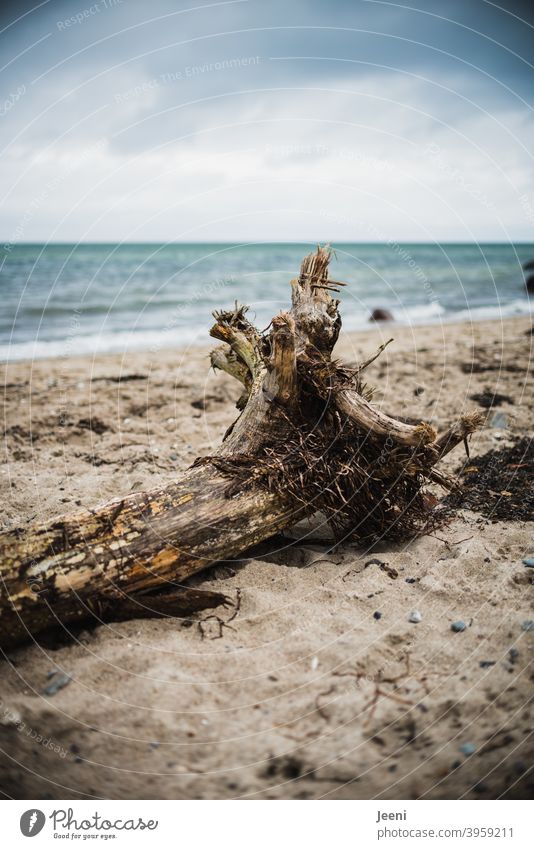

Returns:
1,0,533,241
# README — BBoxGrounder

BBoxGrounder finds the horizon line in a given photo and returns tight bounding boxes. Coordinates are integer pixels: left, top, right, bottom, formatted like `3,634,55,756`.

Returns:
5,239,534,246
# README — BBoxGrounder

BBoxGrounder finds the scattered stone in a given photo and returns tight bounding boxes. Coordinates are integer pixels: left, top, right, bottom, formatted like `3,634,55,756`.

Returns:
380,563,398,579
373,611,382,620
451,620,467,632
490,411,508,429
43,673,71,696
479,660,496,669
191,399,206,410
408,610,422,623
521,620,534,632
414,386,425,396
459,742,476,756
405,577,417,584
369,308,394,322
508,647,519,664
522,557,534,568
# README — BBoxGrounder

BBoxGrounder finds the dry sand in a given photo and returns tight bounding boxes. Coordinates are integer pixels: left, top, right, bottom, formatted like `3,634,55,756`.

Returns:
0,315,532,800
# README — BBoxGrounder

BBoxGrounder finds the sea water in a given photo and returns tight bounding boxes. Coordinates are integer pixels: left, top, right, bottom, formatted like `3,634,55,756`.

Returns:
1,242,532,361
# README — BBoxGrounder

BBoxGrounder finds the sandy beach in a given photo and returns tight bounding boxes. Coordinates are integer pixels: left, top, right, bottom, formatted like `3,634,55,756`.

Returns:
0,314,532,800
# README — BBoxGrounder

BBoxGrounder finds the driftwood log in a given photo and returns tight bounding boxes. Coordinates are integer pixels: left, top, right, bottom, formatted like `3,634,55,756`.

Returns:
0,247,483,649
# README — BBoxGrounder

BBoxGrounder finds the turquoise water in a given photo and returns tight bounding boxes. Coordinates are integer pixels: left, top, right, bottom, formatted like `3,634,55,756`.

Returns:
1,242,532,361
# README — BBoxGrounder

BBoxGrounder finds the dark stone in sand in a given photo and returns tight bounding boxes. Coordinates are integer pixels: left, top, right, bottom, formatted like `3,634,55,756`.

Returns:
522,557,534,568
479,660,496,668
525,275,534,294
373,611,382,620
43,672,71,696
369,308,394,322
451,620,467,632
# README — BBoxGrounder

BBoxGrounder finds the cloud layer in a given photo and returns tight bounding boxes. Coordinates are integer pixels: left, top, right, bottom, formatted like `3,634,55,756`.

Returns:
1,0,533,242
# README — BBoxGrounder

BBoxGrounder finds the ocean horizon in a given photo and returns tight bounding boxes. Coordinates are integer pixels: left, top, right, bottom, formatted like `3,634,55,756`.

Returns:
1,241,532,362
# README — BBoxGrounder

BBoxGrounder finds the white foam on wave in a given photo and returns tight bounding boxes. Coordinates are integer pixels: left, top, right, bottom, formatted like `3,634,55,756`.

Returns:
1,299,531,362
0,325,211,362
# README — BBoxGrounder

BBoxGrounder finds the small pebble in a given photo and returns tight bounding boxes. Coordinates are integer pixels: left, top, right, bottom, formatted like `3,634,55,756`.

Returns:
451,620,467,632
310,656,319,671
479,660,496,669
405,577,417,584
373,611,382,620
509,647,519,664
408,610,422,623
43,673,71,696
522,557,534,568
490,412,507,429
460,743,476,756
521,620,534,632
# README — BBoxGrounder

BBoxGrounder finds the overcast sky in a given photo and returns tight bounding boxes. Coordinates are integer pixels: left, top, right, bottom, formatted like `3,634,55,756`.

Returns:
1,0,533,242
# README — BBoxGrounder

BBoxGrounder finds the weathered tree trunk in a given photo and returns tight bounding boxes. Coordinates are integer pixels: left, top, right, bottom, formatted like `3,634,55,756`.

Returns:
0,465,303,648
0,247,483,649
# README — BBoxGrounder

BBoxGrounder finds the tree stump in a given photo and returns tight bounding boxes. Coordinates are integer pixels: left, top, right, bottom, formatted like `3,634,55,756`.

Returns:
0,247,483,648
